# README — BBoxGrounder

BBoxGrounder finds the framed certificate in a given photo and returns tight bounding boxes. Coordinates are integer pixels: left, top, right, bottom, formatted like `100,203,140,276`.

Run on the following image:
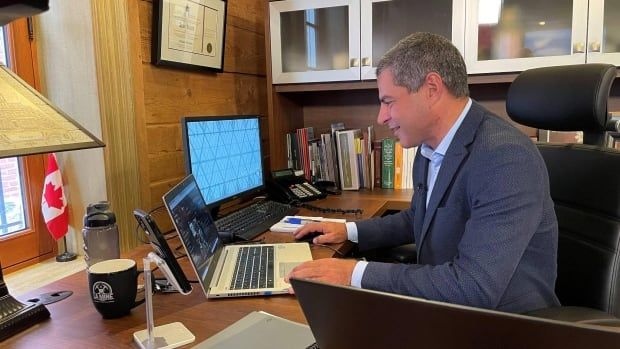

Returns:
152,0,227,72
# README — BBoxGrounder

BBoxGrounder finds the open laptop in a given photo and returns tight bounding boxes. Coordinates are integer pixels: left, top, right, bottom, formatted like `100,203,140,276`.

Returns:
163,175,312,298
291,278,620,349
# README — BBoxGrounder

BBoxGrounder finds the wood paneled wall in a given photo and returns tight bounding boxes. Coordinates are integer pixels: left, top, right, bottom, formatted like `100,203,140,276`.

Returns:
88,0,266,251
136,0,267,210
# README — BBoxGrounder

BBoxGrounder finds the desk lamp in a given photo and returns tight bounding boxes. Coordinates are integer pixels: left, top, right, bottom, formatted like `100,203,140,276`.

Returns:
0,0,105,341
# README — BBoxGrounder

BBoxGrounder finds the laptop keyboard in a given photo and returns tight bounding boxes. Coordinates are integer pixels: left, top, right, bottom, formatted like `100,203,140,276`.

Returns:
230,245,275,290
215,200,298,240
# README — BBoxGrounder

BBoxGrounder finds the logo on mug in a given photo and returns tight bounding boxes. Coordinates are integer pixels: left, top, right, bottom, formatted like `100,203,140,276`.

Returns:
92,281,115,303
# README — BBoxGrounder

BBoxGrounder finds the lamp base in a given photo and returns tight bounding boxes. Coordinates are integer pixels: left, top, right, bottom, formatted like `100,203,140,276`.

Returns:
133,322,195,349
55,252,77,262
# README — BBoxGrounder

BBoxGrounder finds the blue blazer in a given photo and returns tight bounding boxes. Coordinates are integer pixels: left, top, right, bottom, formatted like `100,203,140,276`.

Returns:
356,101,560,313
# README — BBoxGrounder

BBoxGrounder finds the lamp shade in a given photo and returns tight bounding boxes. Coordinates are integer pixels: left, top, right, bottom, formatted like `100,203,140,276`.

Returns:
0,0,49,26
0,64,104,158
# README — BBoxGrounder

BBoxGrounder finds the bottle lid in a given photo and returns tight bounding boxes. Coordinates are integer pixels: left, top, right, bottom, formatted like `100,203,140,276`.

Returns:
84,211,116,227
86,201,111,215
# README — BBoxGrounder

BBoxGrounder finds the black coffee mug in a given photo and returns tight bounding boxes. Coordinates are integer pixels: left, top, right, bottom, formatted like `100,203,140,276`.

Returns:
88,258,145,319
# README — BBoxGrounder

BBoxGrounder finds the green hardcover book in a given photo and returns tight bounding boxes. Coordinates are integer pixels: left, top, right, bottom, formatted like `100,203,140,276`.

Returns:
381,138,395,189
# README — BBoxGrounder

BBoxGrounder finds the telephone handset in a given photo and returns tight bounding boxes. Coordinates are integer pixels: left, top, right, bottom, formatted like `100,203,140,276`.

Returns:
267,169,327,204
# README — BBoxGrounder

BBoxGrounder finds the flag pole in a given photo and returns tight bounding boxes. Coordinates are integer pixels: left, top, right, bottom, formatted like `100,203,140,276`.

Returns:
55,235,76,262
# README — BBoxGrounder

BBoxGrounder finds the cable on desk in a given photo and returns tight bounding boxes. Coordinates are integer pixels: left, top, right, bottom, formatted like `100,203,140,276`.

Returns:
148,205,166,215
295,202,363,216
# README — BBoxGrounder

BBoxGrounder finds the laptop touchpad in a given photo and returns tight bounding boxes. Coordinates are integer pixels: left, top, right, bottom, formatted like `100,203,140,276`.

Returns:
279,262,302,277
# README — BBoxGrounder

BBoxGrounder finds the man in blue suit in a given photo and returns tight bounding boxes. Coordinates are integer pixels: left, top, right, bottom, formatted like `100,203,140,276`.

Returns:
287,32,560,314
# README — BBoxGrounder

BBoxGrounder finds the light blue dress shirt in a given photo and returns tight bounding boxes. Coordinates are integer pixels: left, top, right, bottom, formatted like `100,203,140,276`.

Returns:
348,98,472,288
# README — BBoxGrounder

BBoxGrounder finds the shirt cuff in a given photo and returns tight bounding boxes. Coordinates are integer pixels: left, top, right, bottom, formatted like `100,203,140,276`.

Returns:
346,222,359,243
350,261,368,288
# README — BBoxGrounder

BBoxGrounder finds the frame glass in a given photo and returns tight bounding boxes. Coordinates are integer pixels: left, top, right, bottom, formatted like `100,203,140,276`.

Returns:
152,0,227,72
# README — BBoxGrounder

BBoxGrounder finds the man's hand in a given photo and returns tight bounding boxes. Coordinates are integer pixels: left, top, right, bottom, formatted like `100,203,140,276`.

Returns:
285,258,358,293
293,222,348,245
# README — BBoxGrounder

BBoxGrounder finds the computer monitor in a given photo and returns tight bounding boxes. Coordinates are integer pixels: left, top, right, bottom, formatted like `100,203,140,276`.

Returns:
181,115,264,216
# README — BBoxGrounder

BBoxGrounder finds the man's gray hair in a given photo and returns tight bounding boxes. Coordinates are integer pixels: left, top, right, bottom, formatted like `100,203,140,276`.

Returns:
376,32,469,97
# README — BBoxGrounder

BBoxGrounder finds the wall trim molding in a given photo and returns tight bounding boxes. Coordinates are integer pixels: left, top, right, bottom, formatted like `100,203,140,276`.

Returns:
90,0,143,251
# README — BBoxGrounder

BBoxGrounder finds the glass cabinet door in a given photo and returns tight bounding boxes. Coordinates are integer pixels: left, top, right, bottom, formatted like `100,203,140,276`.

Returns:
360,0,465,80
465,0,588,74
586,0,620,64
270,0,360,84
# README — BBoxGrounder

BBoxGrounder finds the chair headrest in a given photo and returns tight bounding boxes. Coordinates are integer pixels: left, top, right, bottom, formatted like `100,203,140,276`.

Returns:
506,64,616,132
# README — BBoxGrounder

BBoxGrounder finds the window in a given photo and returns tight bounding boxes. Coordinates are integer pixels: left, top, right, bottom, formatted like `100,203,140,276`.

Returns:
0,27,28,236
0,18,54,272
305,9,317,70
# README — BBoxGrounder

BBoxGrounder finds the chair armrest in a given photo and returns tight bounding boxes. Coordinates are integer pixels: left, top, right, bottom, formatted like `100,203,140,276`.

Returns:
527,306,620,326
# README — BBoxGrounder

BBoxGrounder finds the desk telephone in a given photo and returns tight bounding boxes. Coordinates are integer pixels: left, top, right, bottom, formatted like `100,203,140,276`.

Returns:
268,169,327,203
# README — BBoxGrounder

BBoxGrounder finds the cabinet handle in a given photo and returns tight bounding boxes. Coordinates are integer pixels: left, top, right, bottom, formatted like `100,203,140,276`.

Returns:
350,58,360,67
361,57,371,67
573,42,585,54
589,41,601,53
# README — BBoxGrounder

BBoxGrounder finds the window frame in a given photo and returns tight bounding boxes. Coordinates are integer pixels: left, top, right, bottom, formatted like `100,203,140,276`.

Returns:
0,18,56,273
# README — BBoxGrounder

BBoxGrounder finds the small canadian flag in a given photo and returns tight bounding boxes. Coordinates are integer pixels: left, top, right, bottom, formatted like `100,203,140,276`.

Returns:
41,153,69,240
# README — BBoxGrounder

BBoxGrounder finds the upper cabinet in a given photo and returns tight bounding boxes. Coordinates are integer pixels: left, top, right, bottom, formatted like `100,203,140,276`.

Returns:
269,0,466,84
360,0,465,80
586,0,620,64
465,0,620,74
270,0,619,82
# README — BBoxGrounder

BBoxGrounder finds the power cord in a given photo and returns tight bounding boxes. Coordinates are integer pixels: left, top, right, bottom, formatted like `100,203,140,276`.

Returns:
135,221,150,244
295,201,363,215
135,205,172,244
148,205,166,215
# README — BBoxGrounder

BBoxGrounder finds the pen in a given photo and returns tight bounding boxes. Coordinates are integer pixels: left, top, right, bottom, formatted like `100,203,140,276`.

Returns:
284,218,322,225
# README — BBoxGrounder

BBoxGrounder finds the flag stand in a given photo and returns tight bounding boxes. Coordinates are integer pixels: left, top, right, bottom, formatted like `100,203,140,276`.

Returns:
56,236,77,262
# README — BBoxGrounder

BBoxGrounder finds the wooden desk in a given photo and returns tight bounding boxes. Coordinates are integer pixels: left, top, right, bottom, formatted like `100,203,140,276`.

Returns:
4,192,411,348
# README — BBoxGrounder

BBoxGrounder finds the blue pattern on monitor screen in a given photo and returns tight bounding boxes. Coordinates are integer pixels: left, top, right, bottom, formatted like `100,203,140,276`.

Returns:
187,118,263,205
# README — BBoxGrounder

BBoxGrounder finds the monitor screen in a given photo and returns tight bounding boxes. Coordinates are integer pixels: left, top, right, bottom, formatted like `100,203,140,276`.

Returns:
181,115,264,208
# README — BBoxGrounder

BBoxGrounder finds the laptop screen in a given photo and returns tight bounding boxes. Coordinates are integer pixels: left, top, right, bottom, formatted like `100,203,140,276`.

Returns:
163,175,222,285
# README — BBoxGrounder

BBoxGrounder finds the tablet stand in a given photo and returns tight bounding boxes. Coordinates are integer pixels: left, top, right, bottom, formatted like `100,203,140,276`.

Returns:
133,253,195,349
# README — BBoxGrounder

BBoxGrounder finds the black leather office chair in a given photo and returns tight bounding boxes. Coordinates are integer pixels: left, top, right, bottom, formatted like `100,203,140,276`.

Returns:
506,63,620,324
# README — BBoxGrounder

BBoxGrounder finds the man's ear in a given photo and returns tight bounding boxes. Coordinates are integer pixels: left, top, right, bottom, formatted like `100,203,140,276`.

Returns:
424,72,444,102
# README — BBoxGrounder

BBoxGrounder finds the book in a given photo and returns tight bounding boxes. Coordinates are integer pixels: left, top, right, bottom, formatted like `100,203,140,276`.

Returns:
285,133,293,169
382,138,395,189
296,127,314,181
373,140,382,189
321,133,336,182
336,129,362,190
289,132,300,170
330,122,345,188
394,141,403,189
